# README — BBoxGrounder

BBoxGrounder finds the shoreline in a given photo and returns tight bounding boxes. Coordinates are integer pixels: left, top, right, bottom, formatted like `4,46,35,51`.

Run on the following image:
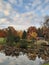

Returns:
0,45,49,61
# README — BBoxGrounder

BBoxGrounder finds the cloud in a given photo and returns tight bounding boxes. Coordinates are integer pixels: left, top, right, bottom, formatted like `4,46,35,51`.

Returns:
0,0,49,30
8,0,23,7
4,10,9,16
0,18,6,24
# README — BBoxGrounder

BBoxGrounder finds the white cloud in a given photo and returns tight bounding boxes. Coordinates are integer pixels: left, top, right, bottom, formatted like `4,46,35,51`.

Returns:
0,0,12,17
25,6,30,11
18,0,23,6
8,0,16,4
0,18,6,24
4,10,10,16
0,0,49,30
8,0,23,7
0,9,42,30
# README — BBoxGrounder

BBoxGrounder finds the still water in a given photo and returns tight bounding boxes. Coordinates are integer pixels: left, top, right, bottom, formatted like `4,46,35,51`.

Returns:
0,52,45,65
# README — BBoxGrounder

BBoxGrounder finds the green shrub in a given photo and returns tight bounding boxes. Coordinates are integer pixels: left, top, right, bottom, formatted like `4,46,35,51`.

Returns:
20,40,28,49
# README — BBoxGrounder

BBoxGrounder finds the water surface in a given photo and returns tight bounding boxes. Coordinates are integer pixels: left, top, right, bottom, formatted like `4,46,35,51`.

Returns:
0,52,45,65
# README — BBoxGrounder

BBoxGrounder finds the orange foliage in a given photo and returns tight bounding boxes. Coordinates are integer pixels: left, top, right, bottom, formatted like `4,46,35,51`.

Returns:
27,26,37,39
17,31,23,38
0,30,6,37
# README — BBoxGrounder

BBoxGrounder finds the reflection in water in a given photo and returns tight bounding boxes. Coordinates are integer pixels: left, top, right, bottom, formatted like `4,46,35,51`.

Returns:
0,52,45,65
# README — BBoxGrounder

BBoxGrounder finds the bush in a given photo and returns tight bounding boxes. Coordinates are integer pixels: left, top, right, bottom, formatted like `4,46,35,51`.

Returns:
14,36,20,42
20,40,28,49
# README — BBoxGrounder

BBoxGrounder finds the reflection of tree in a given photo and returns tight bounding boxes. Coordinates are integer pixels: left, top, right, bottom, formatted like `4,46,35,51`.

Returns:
27,53,37,60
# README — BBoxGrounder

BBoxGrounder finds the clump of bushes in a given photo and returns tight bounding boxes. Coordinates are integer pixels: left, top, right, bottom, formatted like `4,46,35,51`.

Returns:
19,40,28,49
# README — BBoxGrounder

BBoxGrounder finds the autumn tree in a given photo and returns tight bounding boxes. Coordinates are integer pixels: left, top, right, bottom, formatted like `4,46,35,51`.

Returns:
6,27,21,46
7,26,17,36
27,26,37,40
0,29,6,37
42,16,49,40
30,32,37,39
17,31,23,39
42,26,49,40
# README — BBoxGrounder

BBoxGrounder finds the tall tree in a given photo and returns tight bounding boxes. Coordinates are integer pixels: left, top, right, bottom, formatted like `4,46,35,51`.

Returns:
27,26,37,39
6,28,15,46
37,28,44,37
22,30,27,39
44,16,49,28
42,27,49,40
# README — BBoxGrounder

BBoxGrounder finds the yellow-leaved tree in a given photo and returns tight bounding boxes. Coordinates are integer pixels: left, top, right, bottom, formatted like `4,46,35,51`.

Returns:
30,32,37,39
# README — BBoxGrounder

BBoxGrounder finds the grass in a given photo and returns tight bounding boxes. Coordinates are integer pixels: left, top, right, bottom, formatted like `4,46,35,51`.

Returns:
43,63,49,65
0,38,6,45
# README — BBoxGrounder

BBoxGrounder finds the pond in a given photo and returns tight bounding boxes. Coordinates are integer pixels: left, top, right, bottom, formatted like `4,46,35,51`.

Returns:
0,52,45,65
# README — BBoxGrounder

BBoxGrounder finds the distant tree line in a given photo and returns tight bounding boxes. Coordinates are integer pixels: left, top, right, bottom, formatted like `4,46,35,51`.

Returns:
0,16,49,42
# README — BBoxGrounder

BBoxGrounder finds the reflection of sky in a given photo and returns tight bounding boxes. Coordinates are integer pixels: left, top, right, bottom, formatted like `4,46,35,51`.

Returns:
0,0,49,30
0,53,45,65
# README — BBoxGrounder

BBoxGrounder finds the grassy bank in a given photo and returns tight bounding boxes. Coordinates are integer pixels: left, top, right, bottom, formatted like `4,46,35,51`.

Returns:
43,63,49,65
0,38,6,45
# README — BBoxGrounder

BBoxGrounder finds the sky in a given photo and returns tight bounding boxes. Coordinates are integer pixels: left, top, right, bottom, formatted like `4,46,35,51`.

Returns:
0,0,49,30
